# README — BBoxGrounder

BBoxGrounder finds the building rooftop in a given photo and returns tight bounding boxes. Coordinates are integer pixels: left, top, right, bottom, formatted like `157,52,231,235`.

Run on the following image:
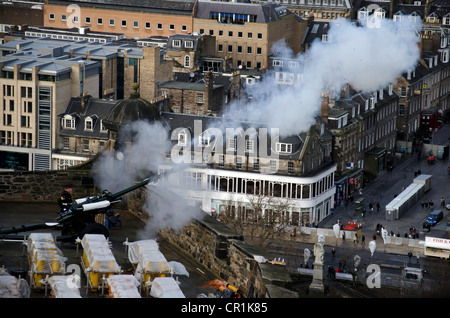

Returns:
195,0,291,24
47,0,196,14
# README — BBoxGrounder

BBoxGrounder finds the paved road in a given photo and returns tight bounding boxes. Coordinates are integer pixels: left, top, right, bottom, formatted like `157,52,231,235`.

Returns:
0,202,218,298
320,123,450,241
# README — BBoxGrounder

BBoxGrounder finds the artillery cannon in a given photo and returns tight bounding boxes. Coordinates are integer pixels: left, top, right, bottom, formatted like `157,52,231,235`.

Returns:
0,167,182,242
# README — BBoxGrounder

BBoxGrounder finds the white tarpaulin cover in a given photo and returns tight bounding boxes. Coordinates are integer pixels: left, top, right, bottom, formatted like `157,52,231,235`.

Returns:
149,277,185,298
47,275,82,298
27,233,66,274
0,275,19,298
127,240,160,264
107,275,141,298
168,261,189,277
82,234,120,273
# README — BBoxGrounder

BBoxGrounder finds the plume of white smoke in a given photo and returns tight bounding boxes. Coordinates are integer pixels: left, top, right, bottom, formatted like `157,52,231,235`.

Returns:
92,120,204,239
229,17,421,137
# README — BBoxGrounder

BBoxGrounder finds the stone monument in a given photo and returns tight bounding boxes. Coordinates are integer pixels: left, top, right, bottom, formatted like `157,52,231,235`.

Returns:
309,235,325,294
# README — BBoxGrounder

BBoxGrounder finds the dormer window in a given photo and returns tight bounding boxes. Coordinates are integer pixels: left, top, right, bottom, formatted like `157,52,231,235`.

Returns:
276,142,292,153
172,39,181,48
388,84,393,95
184,41,193,48
444,15,450,25
85,118,93,131
379,89,383,100
358,8,368,20
62,115,76,129
375,8,386,20
322,34,331,42
100,120,108,133
272,60,283,67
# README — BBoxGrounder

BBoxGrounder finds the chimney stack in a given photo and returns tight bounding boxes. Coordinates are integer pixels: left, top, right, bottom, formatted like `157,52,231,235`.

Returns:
321,92,329,122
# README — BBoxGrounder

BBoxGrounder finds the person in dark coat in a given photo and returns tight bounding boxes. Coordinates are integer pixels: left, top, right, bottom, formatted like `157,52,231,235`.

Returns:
58,184,73,213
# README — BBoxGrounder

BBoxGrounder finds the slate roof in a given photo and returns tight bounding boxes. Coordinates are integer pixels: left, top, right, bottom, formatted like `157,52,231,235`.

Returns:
59,96,115,139
47,0,196,14
159,112,309,161
302,21,330,47
194,0,290,23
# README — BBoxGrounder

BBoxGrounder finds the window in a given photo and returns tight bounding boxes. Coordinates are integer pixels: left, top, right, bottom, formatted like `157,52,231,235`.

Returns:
247,47,252,54
178,133,187,146
86,17,91,24
219,30,223,36
100,120,107,132
248,32,253,39
253,158,259,171
185,41,193,48
145,22,150,29
209,30,214,35
246,61,252,68
197,93,204,104
257,33,262,39
133,21,139,28
238,32,243,38
109,19,115,26
228,45,233,53
97,18,103,25
62,116,76,129
276,142,292,153
236,157,242,170
219,155,225,167
184,55,190,68
173,40,181,47
288,162,294,174
245,140,254,152
61,15,67,21
228,31,233,37
270,160,278,173
49,13,55,20
273,60,283,67
83,139,89,152
227,138,236,150
218,44,223,52
157,23,163,30
169,24,175,30
121,20,127,27
237,46,243,54
85,118,93,131
182,25,187,31
63,137,69,149
257,47,262,55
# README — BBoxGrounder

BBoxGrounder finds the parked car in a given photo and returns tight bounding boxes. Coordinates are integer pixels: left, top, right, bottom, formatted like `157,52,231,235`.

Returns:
424,210,444,228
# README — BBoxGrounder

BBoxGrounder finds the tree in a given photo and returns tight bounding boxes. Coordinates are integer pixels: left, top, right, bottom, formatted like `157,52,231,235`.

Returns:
220,193,292,249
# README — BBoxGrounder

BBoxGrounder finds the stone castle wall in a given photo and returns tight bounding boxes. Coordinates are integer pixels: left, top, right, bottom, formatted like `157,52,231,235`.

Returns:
0,170,97,202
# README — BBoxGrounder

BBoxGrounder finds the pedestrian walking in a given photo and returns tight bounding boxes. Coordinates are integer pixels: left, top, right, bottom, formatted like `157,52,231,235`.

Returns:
376,202,380,212
416,252,420,263
441,197,446,208
331,248,336,256
429,200,434,210
361,235,365,247
369,203,373,213
408,251,413,262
